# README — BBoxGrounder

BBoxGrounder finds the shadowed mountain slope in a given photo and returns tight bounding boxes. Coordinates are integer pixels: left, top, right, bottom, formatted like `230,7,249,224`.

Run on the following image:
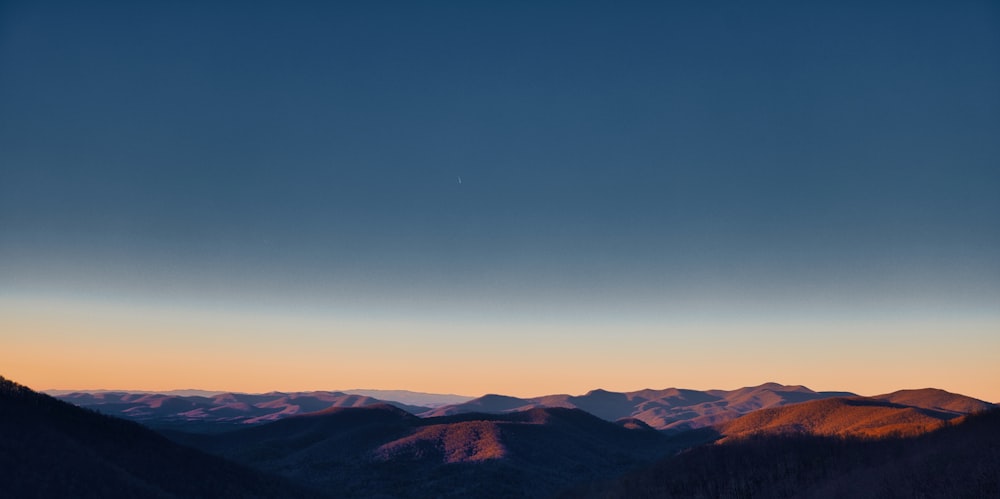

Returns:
0,376,316,499
573,409,1000,499
172,404,693,498
423,383,856,431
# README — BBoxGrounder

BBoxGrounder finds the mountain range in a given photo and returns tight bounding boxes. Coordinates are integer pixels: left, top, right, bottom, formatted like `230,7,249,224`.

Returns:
11,376,997,498
57,382,865,431
420,383,860,431
46,388,474,407
60,382,991,435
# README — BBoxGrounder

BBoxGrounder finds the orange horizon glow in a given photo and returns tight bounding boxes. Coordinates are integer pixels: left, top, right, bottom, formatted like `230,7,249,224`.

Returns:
3,295,999,403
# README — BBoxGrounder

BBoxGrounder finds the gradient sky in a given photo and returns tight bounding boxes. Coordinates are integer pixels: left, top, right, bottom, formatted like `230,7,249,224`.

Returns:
2,1,999,401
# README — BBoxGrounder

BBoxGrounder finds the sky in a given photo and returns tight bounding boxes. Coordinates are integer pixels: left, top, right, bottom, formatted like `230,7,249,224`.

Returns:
2,1,999,401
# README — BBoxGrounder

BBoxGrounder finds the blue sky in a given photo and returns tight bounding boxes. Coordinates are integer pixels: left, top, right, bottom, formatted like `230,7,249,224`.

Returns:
2,1,998,398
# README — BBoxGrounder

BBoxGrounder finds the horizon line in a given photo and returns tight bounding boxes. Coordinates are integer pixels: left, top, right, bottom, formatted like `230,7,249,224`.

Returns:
37,381,974,402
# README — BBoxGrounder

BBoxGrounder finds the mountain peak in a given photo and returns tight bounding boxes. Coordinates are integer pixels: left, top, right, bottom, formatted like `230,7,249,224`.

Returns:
309,402,414,419
479,393,522,401
754,382,812,392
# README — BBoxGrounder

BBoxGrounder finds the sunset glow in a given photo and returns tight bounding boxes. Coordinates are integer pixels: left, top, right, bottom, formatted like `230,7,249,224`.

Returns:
2,0,998,404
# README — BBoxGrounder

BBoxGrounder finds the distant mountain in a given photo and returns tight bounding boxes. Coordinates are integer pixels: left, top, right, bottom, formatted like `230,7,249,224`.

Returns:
577,408,1000,499
426,393,533,414
49,388,474,408
61,382,851,431
422,383,857,431
171,404,693,498
0,376,316,498
56,390,430,429
45,388,228,397
341,389,475,407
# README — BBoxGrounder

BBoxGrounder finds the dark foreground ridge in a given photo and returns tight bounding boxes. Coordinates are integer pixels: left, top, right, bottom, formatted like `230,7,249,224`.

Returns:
570,408,1000,499
0,376,317,499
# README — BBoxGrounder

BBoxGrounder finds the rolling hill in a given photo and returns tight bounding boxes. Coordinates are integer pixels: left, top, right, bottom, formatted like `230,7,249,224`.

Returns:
716,390,994,440
719,397,952,439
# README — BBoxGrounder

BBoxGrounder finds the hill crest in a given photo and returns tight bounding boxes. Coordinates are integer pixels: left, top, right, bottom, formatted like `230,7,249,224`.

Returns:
716,391,994,439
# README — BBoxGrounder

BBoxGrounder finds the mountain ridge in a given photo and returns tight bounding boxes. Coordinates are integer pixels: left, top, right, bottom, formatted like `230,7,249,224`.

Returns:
718,397,950,440
56,382,993,434
0,375,317,498
56,390,431,429
422,382,863,431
